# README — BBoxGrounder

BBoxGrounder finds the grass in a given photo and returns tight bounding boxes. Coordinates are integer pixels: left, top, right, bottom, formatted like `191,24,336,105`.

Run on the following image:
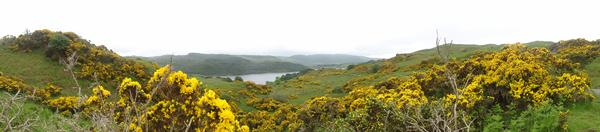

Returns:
0,48,139,130
0,48,103,97
0,91,91,131
185,41,560,113
567,57,600,131
565,93,600,131
5,39,595,131
584,57,600,89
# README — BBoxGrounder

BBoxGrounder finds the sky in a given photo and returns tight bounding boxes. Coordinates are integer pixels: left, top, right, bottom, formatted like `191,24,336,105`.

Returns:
1,0,598,58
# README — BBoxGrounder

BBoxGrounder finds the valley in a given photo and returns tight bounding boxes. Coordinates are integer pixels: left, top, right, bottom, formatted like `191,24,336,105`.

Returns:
1,30,599,131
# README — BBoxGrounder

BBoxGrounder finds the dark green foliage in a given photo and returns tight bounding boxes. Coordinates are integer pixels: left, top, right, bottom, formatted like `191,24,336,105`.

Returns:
49,33,71,52
332,86,343,93
508,102,568,131
479,102,569,132
268,93,288,103
371,64,380,73
279,73,299,81
299,68,313,75
346,64,355,70
133,53,308,76
220,92,234,102
483,104,507,132
222,77,233,82
275,77,281,85
279,68,314,81
564,52,599,66
234,76,244,82
282,54,380,66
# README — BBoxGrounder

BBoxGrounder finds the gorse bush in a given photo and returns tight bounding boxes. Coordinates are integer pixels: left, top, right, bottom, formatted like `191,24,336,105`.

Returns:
112,65,249,131
43,96,80,116
551,38,600,66
43,83,62,96
2,29,157,87
3,29,598,131
244,81,272,95
246,97,285,111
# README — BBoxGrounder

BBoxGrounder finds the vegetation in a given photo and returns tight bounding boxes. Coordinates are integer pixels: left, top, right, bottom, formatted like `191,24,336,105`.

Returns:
132,53,308,76
277,54,381,66
1,29,599,131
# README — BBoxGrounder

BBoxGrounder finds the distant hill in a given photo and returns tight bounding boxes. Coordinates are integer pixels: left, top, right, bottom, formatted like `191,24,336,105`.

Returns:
277,54,381,66
131,53,380,75
130,53,308,76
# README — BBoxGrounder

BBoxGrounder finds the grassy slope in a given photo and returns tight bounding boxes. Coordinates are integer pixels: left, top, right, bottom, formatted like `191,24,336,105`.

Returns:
0,48,154,130
194,41,556,107
193,41,599,130
3,40,597,130
0,48,97,97
568,57,600,131
566,93,600,131
0,48,95,130
584,57,600,89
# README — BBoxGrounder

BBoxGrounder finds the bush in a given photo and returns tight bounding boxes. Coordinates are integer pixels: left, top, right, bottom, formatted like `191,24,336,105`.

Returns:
299,68,313,75
222,77,233,82
220,92,234,102
370,64,381,73
269,93,288,103
332,86,343,93
245,97,284,111
288,94,299,99
346,64,355,70
49,33,71,52
43,83,62,95
235,76,244,82
508,102,570,131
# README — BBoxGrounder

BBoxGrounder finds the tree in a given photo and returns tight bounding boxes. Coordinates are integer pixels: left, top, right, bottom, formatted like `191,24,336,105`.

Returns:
370,64,381,73
234,76,244,82
222,77,233,82
275,77,281,85
346,64,355,70
49,33,71,52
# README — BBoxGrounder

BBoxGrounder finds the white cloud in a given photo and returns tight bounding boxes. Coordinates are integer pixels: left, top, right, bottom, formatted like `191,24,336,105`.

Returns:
1,0,598,59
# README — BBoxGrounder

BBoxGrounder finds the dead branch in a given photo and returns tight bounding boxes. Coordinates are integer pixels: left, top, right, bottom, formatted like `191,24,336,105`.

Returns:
1,90,41,132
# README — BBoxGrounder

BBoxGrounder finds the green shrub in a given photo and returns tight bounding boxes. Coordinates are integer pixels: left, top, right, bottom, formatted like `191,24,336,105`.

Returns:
222,77,233,82
332,86,343,93
346,64,355,70
371,64,381,73
268,93,288,103
508,102,569,132
49,33,71,52
234,76,244,82
220,92,234,102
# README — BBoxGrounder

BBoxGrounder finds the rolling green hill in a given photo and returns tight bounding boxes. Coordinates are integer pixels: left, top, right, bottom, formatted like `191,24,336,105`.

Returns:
277,54,381,66
131,53,381,76
129,53,308,76
2,29,599,132
190,40,600,131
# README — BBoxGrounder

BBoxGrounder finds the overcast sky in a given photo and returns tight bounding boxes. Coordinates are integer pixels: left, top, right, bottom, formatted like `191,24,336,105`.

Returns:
1,0,598,58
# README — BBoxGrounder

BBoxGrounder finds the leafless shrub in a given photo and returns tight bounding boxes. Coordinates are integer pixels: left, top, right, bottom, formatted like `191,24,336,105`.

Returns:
0,90,41,132
392,30,475,132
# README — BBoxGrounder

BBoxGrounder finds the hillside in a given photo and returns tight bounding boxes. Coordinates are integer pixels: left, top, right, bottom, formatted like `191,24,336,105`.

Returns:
131,53,379,76
2,29,600,132
130,53,308,76
0,29,160,131
190,40,600,131
277,54,381,66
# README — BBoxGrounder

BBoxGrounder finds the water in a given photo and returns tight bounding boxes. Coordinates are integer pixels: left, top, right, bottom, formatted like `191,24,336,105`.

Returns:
219,71,298,84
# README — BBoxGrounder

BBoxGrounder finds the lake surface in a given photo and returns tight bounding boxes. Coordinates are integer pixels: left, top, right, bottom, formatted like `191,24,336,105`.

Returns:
219,71,298,84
